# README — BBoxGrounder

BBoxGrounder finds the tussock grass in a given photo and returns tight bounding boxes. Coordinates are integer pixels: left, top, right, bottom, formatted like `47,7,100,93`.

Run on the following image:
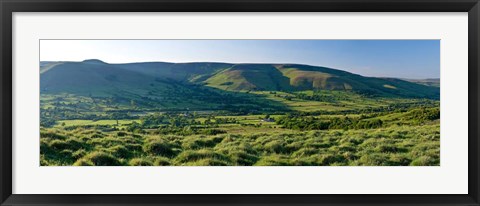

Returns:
143,138,177,157
129,158,153,166
41,124,440,166
154,157,171,166
174,149,230,165
75,151,122,166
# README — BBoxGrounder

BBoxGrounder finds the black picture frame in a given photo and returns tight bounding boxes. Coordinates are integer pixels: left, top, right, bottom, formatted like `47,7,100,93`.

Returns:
1,0,479,205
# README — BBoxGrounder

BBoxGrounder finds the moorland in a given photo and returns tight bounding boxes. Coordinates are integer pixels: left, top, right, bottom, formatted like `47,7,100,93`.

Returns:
40,59,440,166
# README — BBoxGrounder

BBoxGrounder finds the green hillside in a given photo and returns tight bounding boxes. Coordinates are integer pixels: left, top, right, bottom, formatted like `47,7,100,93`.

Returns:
40,60,440,166
40,60,439,99
205,64,439,99
204,64,292,91
276,64,439,98
40,60,288,112
41,60,162,96
116,62,231,83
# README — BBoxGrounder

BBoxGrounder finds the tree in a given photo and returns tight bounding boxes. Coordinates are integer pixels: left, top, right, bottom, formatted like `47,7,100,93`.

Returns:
110,112,123,126
130,100,136,108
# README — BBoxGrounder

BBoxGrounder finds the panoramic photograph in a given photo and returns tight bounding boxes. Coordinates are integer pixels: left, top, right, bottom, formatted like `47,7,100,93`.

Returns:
40,40,440,166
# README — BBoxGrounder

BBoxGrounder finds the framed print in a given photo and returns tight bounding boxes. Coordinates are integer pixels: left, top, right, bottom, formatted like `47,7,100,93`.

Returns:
37,39,442,167
1,0,479,205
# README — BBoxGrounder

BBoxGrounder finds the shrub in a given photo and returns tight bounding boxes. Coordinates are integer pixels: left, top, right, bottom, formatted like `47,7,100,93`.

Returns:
199,129,226,135
117,131,128,137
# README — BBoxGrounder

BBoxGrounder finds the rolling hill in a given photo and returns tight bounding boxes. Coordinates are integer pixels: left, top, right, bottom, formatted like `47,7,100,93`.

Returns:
40,60,439,99
403,78,440,87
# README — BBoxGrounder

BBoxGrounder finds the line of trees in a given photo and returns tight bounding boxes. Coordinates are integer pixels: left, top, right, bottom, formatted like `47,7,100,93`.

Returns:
275,114,384,130
275,107,440,131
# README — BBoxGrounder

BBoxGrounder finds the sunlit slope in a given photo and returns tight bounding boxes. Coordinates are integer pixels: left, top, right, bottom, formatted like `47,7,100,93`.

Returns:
40,62,65,74
205,64,439,99
39,60,289,111
116,62,232,83
40,60,439,99
204,64,292,91
276,64,439,98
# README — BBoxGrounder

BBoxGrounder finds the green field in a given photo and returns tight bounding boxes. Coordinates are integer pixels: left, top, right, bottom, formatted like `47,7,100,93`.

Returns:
57,119,141,127
40,89,440,166
40,60,440,166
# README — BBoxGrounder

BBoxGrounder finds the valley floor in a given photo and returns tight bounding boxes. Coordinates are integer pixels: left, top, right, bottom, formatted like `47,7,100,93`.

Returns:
40,90,440,166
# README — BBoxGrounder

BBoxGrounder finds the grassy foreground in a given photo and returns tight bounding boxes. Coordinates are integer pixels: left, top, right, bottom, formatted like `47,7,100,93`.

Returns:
41,124,439,166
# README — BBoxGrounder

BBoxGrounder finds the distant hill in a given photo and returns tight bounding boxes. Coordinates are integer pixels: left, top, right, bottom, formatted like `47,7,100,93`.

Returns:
402,78,440,87
41,60,162,95
40,60,439,99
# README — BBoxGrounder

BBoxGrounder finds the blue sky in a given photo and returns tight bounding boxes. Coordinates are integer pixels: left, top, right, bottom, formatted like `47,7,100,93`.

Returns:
40,40,440,79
